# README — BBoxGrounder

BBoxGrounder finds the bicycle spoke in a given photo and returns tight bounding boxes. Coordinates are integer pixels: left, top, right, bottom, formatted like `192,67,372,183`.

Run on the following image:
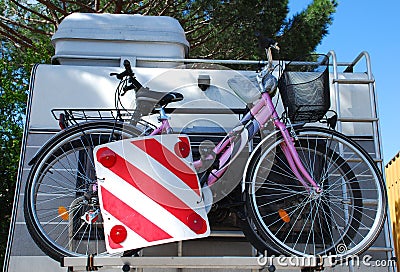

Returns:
246,128,385,257
25,124,140,260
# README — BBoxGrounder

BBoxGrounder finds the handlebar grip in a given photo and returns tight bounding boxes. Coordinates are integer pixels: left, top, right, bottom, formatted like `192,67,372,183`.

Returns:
110,60,135,79
258,36,279,50
111,59,144,95
123,59,133,75
264,38,276,48
110,71,128,80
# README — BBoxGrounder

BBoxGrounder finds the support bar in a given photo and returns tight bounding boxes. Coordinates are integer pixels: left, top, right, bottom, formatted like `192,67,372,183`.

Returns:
63,256,322,270
333,78,375,84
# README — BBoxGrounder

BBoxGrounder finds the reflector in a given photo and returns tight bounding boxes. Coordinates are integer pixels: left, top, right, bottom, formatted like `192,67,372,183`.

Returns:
58,206,69,221
278,208,290,223
110,225,128,244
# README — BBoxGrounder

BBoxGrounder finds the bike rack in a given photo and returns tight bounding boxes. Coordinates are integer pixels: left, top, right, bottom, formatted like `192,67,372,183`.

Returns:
62,255,327,272
4,52,397,272
57,52,398,272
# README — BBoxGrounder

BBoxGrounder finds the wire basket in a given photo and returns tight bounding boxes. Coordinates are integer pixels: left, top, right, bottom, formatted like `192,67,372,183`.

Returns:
278,54,330,123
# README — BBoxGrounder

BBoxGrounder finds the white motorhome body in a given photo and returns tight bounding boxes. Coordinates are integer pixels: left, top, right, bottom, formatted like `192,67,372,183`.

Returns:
4,13,395,272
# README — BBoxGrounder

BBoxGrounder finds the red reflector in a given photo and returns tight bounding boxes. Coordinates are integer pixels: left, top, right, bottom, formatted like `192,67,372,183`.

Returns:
97,148,117,168
187,213,204,232
110,225,127,244
59,113,66,130
174,141,190,158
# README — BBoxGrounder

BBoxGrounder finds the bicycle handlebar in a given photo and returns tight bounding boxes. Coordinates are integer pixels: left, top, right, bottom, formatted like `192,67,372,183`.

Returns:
264,38,279,71
261,37,279,51
110,60,143,95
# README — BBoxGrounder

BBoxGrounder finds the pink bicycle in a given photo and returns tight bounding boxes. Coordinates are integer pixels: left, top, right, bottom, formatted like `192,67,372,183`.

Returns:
24,41,387,262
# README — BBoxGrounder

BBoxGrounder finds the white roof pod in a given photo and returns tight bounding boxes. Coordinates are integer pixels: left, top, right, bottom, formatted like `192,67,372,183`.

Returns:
51,13,190,67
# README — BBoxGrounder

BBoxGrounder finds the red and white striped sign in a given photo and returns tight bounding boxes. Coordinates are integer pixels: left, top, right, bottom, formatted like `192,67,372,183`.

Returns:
93,135,210,253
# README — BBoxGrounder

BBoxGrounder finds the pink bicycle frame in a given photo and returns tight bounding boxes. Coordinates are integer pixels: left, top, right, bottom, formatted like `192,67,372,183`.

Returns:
149,92,321,193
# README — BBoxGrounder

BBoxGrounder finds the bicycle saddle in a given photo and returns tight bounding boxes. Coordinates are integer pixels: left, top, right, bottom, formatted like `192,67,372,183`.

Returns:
136,88,184,107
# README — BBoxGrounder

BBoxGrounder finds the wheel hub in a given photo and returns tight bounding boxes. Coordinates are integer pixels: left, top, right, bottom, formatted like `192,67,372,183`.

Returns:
310,189,323,200
82,209,100,224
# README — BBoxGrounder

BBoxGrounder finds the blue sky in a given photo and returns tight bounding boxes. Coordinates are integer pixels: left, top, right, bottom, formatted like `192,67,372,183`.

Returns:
289,0,400,164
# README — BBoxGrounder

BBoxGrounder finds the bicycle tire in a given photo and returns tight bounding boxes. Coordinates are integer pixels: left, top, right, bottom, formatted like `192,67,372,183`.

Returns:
243,127,387,257
24,121,142,262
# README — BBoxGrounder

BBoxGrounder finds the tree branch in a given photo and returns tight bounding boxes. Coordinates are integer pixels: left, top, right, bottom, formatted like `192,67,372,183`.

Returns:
141,0,162,15
0,26,32,49
158,0,174,16
190,28,216,46
189,13,236,43
184,18,213,35
36,0,68,24
94,0,100,11
123,1,136,12
180,5,204,24
99,0,118,13
60,0,67,12
190,20,233,50
115,0,123,13
0,16,51,37
64,1,96,13
10,0,56,25
0,21,33,46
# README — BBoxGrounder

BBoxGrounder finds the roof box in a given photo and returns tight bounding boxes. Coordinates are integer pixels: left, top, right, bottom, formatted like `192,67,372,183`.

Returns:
51,13,189,67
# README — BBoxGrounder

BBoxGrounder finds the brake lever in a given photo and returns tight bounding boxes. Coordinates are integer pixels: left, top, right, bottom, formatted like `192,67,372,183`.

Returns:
121,84,136,96
110,72,126,80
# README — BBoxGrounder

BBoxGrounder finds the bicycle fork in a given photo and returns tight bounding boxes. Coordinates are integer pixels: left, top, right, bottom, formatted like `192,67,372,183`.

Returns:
255,92,322,193
274,120,322,193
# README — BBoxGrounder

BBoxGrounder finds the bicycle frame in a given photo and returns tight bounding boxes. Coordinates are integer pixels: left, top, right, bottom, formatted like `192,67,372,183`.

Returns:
148,91,321,193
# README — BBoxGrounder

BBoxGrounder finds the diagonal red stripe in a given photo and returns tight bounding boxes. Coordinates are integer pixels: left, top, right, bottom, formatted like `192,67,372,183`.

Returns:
131,138,201,196
101,187,172,242
97,147,207,235
107,235,123,249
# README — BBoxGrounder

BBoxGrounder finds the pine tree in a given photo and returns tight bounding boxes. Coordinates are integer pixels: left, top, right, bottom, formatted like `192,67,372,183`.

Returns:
0,0,337,59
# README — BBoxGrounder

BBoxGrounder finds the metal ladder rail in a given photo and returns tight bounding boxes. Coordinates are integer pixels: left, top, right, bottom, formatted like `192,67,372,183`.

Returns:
328,51,396,272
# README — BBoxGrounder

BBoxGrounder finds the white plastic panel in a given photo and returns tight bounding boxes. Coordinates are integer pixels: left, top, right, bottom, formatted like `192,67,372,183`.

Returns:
52,13,189,67
29,64,257,131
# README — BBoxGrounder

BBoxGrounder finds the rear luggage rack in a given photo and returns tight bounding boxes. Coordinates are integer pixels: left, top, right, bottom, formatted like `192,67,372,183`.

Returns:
51,108,157,129
51,108,138,122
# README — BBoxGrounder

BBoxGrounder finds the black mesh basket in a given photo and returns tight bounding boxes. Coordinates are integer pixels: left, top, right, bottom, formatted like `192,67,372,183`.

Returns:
278,54,330,123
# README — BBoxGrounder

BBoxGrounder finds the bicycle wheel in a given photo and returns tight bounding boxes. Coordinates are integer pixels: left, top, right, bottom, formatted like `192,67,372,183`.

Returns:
24,121,142,262
243,126,386,257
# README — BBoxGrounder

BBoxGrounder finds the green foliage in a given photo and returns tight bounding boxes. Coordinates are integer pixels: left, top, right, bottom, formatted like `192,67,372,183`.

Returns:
0,39,52,268
279,0,338,58
0,46,25,270
181,0,291,59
